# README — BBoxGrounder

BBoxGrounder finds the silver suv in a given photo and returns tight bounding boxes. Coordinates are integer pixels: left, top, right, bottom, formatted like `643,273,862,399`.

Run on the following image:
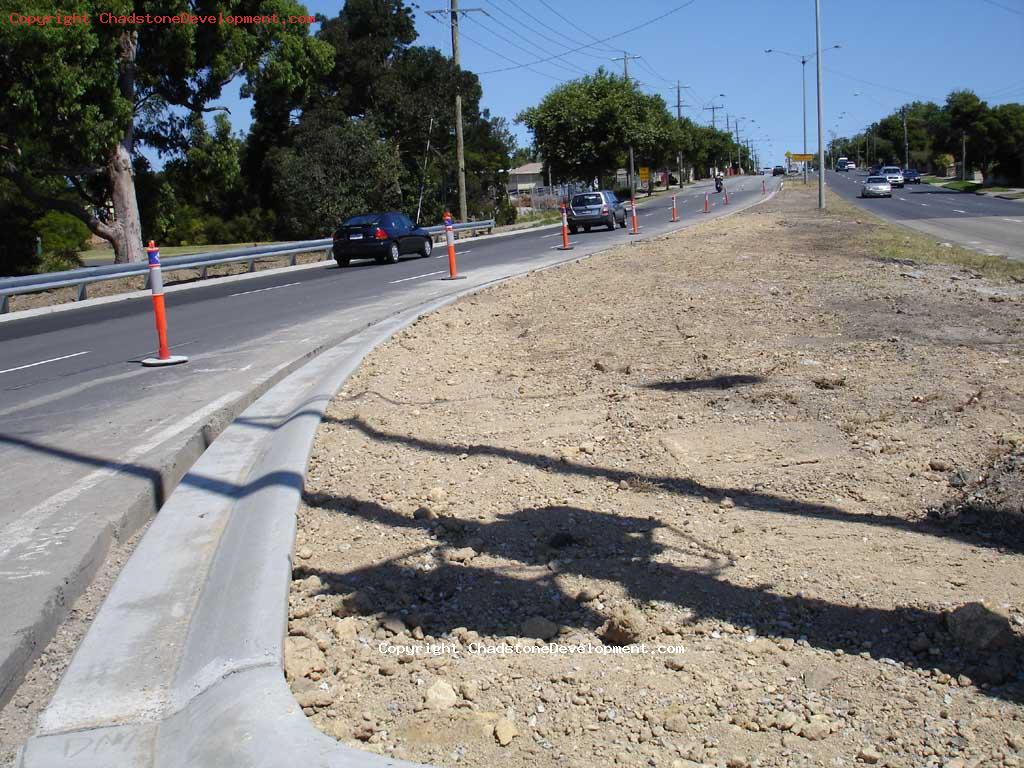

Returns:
881,166,904,188
568,190,626,233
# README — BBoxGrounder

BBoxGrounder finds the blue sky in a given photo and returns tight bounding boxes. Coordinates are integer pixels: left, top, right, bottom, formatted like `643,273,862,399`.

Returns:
184,0,1024,168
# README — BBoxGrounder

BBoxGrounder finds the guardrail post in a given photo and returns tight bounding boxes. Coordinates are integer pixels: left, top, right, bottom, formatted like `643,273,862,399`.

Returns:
289,253,297,267
200,266,208,280
141,241,188,367
248,258,256,273
1,294,8,314
77,283,88,302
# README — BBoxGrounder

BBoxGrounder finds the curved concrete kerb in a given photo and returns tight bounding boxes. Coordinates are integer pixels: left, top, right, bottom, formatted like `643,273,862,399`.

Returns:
16,181,781,767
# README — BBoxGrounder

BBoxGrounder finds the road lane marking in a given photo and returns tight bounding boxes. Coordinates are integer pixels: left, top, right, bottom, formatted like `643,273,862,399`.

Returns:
0,391,242,562
954,209,967,214
435,250,472,258
549,242,578,249
230,281,300,297
389,270,446,284
919,203,929,207
0,351,90,376
1004,218,1024,224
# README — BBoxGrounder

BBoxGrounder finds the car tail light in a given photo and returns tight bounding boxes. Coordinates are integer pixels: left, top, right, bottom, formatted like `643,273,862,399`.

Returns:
601,205,609,215
374,227,389,240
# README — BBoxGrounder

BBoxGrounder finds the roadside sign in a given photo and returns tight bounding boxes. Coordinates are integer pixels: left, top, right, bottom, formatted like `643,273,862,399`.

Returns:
790,153,815,161
639,166,650,184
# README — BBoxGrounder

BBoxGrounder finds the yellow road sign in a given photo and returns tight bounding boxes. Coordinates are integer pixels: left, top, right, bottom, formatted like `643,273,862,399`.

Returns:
790,153,815,161
639,166,650,184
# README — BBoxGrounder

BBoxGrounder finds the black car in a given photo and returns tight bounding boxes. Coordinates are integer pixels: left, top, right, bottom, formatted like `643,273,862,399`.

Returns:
903,169,922,184
772,165,785,176
567,190,626,233
332,212,433,267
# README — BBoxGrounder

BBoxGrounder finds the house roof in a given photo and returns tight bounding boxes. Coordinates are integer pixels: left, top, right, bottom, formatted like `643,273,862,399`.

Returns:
509,162,544,175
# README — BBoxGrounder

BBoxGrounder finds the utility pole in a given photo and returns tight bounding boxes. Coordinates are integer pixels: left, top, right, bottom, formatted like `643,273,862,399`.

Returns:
902,107,909,170
613,52,641,193
814,0,825,209
704,103,723,129
962,132,967,181
675,81,691,188
427,1,483,222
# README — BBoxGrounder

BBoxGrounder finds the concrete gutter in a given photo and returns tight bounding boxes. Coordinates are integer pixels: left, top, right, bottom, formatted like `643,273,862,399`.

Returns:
15,181,779,767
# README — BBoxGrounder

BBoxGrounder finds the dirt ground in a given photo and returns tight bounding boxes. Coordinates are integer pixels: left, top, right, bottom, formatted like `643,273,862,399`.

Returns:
286,183,1024,768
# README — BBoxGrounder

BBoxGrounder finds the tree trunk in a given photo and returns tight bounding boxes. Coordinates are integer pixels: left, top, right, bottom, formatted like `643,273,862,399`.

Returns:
105,29,144,264
106,142,145,263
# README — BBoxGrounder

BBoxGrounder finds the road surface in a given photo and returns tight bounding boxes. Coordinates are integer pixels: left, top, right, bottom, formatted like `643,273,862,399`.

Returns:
0,174,778,705
827,169,1024,261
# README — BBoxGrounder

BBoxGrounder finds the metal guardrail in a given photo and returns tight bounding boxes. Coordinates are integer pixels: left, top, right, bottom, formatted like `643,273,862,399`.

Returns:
0,219,495,313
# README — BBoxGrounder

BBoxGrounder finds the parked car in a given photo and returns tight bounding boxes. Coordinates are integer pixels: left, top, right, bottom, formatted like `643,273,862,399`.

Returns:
881,166,905,188
845,160,857,170
772,165,785,176
332,211,433,267
903,168,922,184
861,176,892,198
567,190,626,233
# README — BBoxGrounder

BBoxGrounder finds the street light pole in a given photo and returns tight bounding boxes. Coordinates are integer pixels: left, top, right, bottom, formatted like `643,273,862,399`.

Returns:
801,55,808,184
814,0,825,209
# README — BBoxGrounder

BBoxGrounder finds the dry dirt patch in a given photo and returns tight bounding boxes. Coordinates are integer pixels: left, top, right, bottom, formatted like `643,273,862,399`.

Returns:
288,184,1024,768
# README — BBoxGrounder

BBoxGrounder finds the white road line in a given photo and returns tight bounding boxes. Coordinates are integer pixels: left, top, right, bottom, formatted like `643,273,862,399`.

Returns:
0,391,242,561
230,281,300,297
1004,218,1024,224
919,203,929,207
549,242,579,249
898,197,907,201
388,270,446,284
540,233,561,238
954,209,967,214
0,351,90,375
435,250,472,258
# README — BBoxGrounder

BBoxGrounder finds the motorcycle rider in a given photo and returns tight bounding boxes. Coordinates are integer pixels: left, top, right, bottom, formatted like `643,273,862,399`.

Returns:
714,171,724,193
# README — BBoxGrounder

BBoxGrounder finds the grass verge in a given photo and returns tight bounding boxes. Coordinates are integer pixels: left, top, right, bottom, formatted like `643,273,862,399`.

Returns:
793,182,1024,280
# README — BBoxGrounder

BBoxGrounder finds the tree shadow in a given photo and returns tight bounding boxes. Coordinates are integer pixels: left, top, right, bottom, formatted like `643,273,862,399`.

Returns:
645,374,765,392
299,495,1024,702
325,415,1024,556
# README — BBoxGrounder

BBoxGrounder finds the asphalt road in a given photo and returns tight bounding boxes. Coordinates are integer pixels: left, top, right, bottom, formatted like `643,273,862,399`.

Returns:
826,169,1024,261
0,174,779,705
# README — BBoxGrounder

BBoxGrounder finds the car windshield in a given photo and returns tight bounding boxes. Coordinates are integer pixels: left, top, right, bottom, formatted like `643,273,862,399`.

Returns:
867,177,887,183
571,194,603,206
344,214,381,226
883,168,901,174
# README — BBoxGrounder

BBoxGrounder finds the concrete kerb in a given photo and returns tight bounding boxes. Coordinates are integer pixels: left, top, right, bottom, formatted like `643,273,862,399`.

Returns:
15,181,780,767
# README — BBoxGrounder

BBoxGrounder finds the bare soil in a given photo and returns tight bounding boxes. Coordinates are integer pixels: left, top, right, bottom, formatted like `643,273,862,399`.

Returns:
286,183,1024,768
284,183,1024,768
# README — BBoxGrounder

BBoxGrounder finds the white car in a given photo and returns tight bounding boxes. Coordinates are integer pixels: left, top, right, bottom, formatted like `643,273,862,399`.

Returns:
861,176,892,198
845,160,857,171
881,166,904,188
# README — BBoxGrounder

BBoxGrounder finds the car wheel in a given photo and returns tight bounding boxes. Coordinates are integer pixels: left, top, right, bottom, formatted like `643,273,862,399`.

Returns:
336,256,350,267
387,241,400,264
583,225,591,233
569,225,578,234
420,238,433,258
607,215,615,231
619,215,627,228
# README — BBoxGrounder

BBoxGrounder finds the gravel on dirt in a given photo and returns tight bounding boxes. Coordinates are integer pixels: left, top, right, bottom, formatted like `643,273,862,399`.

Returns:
280,184,1022,766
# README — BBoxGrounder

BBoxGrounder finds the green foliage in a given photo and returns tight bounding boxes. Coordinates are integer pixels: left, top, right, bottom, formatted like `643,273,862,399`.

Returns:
494,197,517,227
832,91,1023,183
267,111,403,238
34,212,90,261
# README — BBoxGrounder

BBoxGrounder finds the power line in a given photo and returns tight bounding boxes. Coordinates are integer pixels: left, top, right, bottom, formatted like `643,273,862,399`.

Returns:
486,0,612,64
472,11,590,76
426,12,566,83
979,0,1024,15
532,0,622,54
478,0,700,75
